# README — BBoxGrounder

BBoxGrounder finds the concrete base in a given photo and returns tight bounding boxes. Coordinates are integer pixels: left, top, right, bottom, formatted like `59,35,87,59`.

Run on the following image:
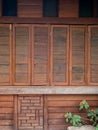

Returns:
67,125,95,130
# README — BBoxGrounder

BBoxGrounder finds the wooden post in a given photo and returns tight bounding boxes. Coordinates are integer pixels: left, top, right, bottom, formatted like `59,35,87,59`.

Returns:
0,0,2,16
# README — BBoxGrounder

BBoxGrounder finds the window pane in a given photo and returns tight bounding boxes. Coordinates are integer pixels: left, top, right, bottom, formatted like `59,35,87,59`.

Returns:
2,0,17,16
79,0,93,17
43,0,58,17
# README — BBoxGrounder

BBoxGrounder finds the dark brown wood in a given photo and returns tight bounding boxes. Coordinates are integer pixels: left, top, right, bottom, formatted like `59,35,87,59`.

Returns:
18,0,43,18
59,0,79,17
0,17,98,24
14,96,18,130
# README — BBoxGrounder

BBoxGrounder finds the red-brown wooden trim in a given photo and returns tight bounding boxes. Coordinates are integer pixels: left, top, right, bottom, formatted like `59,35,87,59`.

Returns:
0,17,98,24
14,95,18,130
13,24,31,85
70,26,87,86
50,25,69,86
43,95,48,130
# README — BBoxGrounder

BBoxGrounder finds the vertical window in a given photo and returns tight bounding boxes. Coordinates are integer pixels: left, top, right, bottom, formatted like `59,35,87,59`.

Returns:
13,25,30,85
79,0,93,17
2,0,17,16
51,25,69,85
70,26,87,85
43,0,58,17
89,26,98,85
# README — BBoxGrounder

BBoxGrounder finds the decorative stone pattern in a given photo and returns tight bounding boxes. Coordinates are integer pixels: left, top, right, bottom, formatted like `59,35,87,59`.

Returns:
18,95,43,130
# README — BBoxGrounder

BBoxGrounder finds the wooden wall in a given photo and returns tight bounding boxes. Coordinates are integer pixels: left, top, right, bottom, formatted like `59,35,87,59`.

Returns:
18,0,43,18
0,24,98,86
0,95,97,130
59,0,79,17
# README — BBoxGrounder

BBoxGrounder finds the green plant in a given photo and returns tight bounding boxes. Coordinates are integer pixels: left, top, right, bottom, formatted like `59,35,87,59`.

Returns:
64,100,98,130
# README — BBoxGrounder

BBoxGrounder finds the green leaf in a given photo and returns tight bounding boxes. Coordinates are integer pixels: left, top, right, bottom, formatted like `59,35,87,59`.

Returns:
96,126,98,130
66,118,69,123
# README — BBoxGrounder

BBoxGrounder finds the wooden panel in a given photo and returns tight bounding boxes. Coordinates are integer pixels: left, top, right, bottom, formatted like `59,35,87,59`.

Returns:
46,95,98,130
13,25,30,85
89,26,98,84
0,95,14,130
0,25,11,85
59,0,79,17
51,25,69,85
18,0,43,18
18,95,43,130
32,25,49,85
70,26,86,85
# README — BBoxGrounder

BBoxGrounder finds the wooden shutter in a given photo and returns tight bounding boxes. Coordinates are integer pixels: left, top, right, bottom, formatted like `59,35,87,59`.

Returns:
89,26,98,84
70,26,87,85
51,25,69,85
0,25,11,85
32,25,49,85
13,25,30,85
59,0,79,17
18,0,43,18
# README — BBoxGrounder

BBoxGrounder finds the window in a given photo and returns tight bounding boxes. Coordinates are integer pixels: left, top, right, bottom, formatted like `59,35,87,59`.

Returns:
43,0,58,17
2,0,17,16
79,0,93,17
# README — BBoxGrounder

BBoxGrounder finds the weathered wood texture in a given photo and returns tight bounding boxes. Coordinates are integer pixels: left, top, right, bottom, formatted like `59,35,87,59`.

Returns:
13,25,30,85
46,95,98,130
0,95,14,130
0,25,11,85
18,0,43,18
89,26,98,84
0,95,97,130
33,25,49,85
59,0,79,17
51,25,69,85
70,26,86,85
18,95,43,130
0,24,98,86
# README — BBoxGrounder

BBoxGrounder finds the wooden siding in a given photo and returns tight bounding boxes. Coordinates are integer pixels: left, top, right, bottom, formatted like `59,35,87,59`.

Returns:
59,0,79,17
18,0,43,18
0,95,14,130
0,95,97,130
46,95,98,130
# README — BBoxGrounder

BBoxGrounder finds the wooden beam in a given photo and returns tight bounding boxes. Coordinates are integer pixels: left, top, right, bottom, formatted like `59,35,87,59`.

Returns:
0,17,98,24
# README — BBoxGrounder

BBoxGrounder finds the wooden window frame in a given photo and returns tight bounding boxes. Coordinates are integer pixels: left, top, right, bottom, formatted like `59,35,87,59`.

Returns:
69,25,88,86
13,24,31,86
32,24,50,85
0,24,12,86
88,26,98,85
50,25,69,86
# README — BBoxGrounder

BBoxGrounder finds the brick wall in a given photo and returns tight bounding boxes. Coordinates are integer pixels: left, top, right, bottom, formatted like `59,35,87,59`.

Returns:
18,95,43,130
